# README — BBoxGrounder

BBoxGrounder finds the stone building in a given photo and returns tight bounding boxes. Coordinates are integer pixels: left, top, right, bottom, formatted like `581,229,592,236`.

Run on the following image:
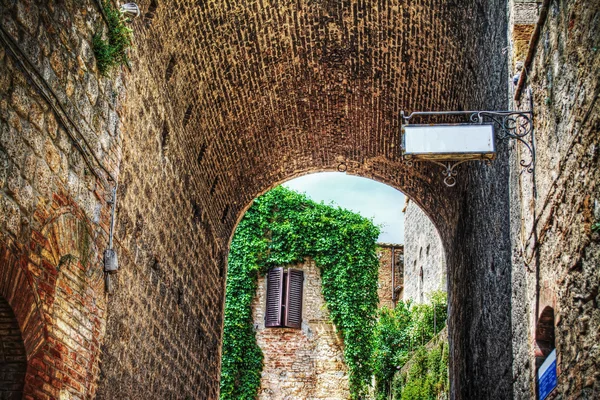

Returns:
402,200,446,304
251,245,402,398
376,244,404,309
252,259,350,400
0,0,597,398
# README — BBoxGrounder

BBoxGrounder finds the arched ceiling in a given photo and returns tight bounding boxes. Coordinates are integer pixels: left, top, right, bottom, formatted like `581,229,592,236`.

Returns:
127,0,506,239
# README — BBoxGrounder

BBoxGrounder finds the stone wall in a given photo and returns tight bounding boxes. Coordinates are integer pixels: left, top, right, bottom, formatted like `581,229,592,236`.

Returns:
403,201,446,304
376,244,404,309
252,248,403,399
253,259,350,399
0,0,122,398
508,0,600,398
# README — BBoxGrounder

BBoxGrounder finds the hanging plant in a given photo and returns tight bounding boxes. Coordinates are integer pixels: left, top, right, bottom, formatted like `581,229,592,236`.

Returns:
93,1,134,76
220,186,380,399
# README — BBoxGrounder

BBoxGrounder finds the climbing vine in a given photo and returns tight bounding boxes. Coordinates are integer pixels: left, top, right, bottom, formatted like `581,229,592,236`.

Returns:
220,186,380,399
393,336,449,399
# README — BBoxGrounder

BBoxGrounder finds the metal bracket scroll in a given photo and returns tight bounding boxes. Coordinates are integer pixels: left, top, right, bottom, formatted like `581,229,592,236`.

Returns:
401,110,535,187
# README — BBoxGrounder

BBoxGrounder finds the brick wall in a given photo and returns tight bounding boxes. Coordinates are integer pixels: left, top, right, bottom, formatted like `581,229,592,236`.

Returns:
0,295,26,400
252,248,403,399
403,201,446,304
253,259,351,399
100,0,511,396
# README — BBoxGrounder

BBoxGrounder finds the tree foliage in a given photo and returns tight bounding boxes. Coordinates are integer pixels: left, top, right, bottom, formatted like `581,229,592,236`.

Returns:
220,186,380,399
373,291,448,400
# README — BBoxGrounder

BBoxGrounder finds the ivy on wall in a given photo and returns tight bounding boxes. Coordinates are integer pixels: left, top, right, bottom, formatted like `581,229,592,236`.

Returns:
92,1,133,75
220,186,380,399
373,291,448,400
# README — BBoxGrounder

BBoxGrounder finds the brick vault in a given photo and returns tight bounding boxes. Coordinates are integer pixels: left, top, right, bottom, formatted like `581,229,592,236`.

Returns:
1,0,597,399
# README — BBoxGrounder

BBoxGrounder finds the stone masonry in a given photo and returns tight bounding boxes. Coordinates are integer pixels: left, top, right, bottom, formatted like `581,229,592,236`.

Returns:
402,200,446,304
252,246,403,399
0,0,121,398
508,0,600,397
253,259,350,400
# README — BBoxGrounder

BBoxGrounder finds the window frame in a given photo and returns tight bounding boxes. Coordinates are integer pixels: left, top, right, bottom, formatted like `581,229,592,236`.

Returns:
265,267,304,329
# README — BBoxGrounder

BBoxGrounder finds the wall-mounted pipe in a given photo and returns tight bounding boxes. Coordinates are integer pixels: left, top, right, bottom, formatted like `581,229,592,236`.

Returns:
104,185,119,293
391,246,396,304
514,0,551,101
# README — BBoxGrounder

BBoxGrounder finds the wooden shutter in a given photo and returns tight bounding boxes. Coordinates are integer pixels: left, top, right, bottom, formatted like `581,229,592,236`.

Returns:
265,268,284,327
284,269,304,329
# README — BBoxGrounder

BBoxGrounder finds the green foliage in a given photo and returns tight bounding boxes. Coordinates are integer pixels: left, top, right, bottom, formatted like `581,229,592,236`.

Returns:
220,186,381,399
373,291,448,400
93,1,133,75
398,340,449,400
592,222,600,233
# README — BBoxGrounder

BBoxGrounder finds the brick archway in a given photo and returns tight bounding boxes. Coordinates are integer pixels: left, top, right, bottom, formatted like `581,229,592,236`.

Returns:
97,0,513,397
0,243,45,353
0,295,27,400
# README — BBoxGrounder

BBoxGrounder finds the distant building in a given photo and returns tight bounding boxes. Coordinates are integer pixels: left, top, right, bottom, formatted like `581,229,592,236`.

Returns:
402,199,447,303
376,244,404,309
250,201,446,398
251,244,403,399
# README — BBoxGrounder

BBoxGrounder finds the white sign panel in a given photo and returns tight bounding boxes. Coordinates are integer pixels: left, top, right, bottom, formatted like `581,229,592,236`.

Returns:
403,124,496,161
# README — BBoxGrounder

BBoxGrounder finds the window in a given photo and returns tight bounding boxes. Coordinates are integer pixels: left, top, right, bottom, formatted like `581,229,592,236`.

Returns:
265,268,304,329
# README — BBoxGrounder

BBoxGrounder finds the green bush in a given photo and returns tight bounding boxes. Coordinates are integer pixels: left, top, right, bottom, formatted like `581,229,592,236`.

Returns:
399,341,449,400
93,1,133,75
220,186,380,399
373,291,448,400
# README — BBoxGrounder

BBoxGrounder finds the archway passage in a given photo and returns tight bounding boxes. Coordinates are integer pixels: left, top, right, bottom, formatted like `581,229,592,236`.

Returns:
0,296,27,399
99,0,512,398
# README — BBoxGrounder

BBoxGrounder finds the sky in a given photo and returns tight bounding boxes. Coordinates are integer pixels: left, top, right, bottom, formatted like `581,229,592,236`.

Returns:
283,172,406,244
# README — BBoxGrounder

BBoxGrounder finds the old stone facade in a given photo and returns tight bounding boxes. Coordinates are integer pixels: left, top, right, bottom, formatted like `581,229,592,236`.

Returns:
508,0,600,398
402,200,446,304
0,1,121,397
0,0,596,399
252,247,402,399
252,259,350,400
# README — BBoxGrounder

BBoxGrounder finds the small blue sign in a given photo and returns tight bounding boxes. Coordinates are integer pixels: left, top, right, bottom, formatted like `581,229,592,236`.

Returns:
538,349,557,400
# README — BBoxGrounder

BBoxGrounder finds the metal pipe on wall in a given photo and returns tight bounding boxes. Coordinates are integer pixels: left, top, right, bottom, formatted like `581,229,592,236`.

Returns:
391,246,396,304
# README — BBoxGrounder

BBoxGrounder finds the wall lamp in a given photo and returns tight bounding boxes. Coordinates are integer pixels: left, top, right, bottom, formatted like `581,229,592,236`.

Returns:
401,109,534,187
120,3,141,18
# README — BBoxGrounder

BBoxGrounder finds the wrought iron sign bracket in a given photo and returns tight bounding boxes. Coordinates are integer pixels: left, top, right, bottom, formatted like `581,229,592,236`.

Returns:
401,109,535,187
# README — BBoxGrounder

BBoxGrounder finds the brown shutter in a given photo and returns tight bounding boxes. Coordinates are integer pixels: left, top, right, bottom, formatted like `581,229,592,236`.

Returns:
265,268,284,327
284,269,304,329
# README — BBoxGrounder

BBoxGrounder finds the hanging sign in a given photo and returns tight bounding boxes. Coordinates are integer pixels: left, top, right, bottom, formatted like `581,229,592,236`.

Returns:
403,124,496,161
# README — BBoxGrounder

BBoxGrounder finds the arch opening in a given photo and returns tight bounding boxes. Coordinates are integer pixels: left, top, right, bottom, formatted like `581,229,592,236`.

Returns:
535,306,556,370
221,172,449,399
0,295,27,399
